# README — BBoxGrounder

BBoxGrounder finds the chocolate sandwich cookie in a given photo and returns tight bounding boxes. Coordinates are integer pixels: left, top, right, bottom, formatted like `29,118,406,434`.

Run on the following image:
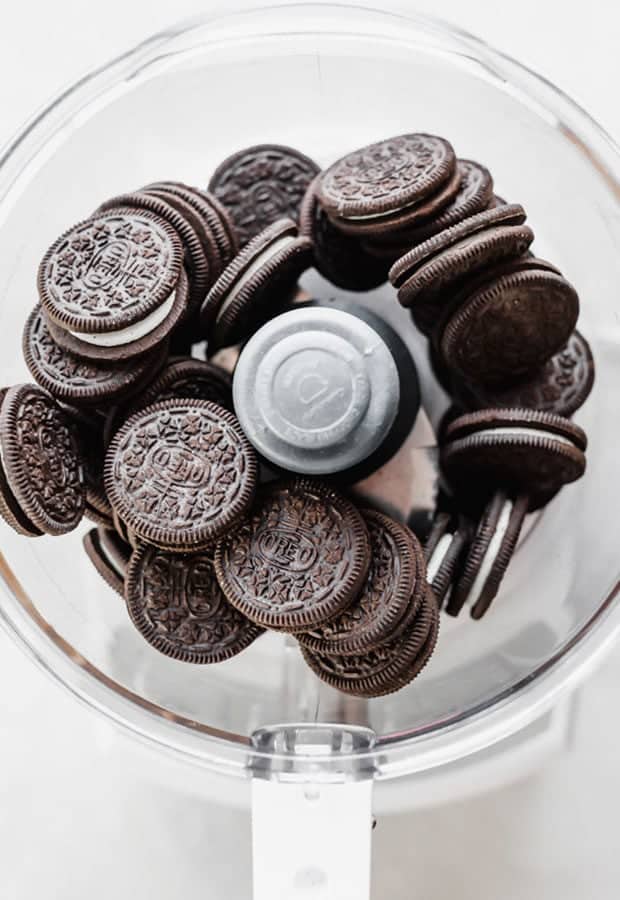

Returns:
208,143,320,246
446,491,529,619
44,287,184,364
300,585,439,698
390,204,528,289
68,412,114,527
214,478,371,631
432,255,564,392
105,398,258,550
318,133,457,237
398,224,533,316
450,330,595,418
60,403,107,433
97,192,209,311
23,305,167,408
104,356,233,446
125,544,264,663
330,163,461,238
435,404,464,446
134,357,233,411
143,186,223,286
299,176,388,292
390,204,531,334
38,209,188,361
111,506,138,549
364,159,494,257
0,384,85,536
298,509,424,655
145,181,239,271
423,511,471,607
44,271,186,365
439,265,579,385
441,407,587,510
84,496,113,529
427,255,562,362
195,190,240,261
83,527,131,597
200,218,312,352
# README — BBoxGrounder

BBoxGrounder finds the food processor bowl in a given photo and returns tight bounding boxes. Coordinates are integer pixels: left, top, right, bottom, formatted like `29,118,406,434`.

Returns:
0,5,619,878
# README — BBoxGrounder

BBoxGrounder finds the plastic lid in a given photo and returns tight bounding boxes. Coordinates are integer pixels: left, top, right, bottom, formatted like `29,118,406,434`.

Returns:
233,307,400,474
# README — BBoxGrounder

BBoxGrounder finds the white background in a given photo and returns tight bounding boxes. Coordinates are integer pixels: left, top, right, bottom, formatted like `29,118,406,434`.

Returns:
1,1,620,898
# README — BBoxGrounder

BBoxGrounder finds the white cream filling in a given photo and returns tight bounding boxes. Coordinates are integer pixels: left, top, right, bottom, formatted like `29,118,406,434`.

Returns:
70,291,176,347
475,427,574,447
216,236,296,323
467,499,513,609
342,200,420,222
426,533,453,584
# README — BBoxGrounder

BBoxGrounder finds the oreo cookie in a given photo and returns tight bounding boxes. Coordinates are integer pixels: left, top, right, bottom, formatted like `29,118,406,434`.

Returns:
317,133,457,236
97,192,210,312
135,357,232,411
451,330,594,418
23,305,167,408
144,186,224,286
125,544,264,663
38,209,188,361
200,218,312,352
441,407,587,510
299,176,388,292
390,204,530,335
209,144,320,246
105,356,233,443
331,164,462,239
423,511,472,607
0,384,85,536
214,478,371,631
439,264,579,386
298,509,424,655
104,398,258,550
445,491,529,619
83,527,131,597
397,225,533,316
145,181,239,273
364,159,494,257
300,586,439,697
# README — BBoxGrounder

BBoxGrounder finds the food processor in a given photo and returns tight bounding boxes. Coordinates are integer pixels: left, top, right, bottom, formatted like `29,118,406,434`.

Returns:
0,4,619,897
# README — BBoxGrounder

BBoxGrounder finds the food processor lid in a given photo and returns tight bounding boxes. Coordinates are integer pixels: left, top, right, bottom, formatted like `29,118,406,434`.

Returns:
233,307,400,474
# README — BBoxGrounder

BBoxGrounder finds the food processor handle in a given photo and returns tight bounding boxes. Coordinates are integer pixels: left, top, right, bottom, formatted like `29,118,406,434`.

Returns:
252,776,374,900
250,722,377,899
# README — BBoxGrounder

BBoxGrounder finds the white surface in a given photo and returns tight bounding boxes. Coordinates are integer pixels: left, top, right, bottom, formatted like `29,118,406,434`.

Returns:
252,779,373,899
0,2,619,898
2,630,620,899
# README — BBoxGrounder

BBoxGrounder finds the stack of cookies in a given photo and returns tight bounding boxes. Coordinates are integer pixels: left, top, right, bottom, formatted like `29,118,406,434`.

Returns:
0,133,593,697
304,134,592,619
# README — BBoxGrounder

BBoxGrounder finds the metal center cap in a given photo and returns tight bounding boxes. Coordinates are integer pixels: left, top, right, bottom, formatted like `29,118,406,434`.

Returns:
257,330,371,450
233,307,400,475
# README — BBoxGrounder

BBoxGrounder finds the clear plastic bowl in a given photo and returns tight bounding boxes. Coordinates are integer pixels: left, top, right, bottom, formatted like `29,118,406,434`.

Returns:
0,2,619,784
